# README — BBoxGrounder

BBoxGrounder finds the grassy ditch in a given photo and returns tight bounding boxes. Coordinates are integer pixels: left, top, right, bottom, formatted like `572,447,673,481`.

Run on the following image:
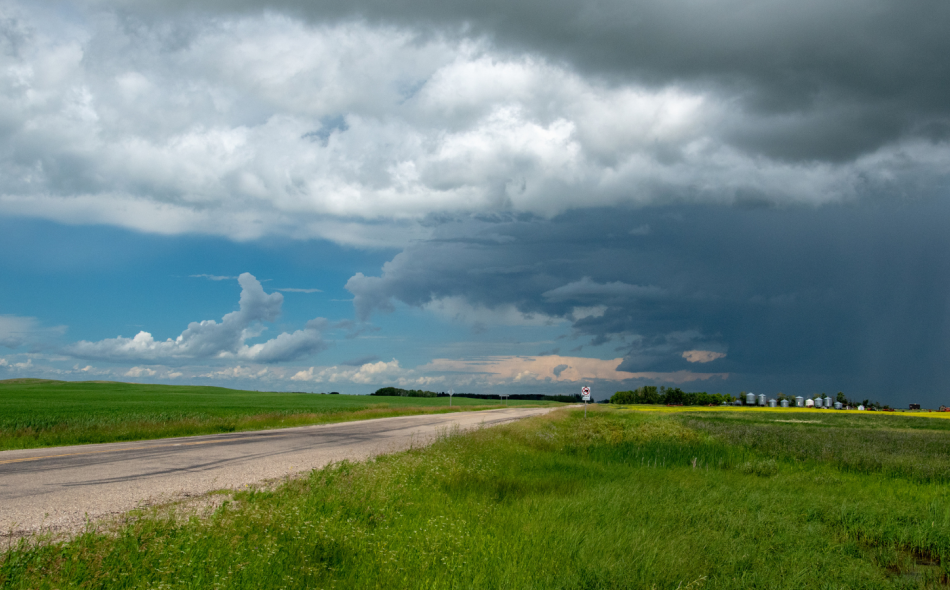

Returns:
0,379,554,451
3,406,950,588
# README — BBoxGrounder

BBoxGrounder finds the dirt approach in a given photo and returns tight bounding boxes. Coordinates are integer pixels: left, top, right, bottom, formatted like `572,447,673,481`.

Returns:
0,407,558,546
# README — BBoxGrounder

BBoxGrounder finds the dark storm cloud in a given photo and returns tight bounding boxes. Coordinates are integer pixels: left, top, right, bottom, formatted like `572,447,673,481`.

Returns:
347,202,950,406
97,0,950,162
6,0,948,241
6,0,948,400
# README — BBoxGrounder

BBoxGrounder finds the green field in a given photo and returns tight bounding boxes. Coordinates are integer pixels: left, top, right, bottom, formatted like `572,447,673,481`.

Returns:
3,405,949,588
0,379,553,451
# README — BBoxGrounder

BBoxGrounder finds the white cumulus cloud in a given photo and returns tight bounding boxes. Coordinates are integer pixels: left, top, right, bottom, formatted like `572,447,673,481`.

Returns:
1,4,944,246
292,359,407,385
66,273,327,364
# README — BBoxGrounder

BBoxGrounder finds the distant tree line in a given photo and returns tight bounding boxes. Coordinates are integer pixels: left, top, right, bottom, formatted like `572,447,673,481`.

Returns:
610,386,734,406
371,387,438,398
371,387,581,403
610,386,888,409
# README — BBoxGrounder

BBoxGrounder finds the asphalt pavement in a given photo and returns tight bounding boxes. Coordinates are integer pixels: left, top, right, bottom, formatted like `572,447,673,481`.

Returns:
0,406,558,541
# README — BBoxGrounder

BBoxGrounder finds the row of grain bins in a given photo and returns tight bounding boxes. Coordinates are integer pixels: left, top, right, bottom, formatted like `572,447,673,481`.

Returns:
728,393,855,410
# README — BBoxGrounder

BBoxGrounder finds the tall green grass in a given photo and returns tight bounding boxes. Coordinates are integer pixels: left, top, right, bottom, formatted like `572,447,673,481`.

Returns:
3,407,949,588
0,380,552,450
678,410,950,483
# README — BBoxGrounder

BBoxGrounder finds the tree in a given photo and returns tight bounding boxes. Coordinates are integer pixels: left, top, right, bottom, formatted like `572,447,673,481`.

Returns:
610,386,728,406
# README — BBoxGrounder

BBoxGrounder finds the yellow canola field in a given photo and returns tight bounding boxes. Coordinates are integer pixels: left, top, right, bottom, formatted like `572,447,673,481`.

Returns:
612,404,950,419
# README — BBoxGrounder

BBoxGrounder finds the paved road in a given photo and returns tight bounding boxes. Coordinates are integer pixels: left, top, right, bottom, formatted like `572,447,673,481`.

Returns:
0,407,557,540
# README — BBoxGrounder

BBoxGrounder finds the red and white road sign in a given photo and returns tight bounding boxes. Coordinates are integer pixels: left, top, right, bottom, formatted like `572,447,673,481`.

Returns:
582,386,591,400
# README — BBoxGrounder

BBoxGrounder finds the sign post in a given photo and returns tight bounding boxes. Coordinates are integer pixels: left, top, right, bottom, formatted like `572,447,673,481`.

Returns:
582,386,591,417
448,389,454,407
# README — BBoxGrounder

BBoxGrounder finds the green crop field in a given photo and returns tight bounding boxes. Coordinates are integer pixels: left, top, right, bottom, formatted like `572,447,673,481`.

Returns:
0,379,554,451
3,405,950,589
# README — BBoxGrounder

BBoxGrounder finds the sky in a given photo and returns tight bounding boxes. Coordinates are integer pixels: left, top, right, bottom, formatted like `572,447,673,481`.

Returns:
1,0,948,406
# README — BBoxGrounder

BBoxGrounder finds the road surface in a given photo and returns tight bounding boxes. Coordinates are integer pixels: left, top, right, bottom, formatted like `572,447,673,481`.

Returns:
0,407,557,541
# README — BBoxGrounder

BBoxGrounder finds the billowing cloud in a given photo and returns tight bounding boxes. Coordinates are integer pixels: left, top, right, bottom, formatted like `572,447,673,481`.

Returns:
238,319,329,363
543,278,664,302
285,353,726,390
682,350,727,364
201,365,272,380
341,201,950,404
83,0,950,159
418,355,727,385
292,359,413,385
125,366,156,377
423,296,561,327
571,306,607,321
66,273,327,363
2,0,949,408
0,1,947,246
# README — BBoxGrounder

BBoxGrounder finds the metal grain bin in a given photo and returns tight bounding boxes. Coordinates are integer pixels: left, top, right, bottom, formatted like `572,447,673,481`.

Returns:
834,401,843,410
814,398,822,408
825,396,834,408
781,399,789,408
768,399,777,407
746,392,756,405
805,398,814,407
795,396,804,407
758,394,767,406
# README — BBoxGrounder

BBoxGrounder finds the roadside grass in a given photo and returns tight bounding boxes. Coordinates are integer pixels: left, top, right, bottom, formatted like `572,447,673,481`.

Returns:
0,380,554,451
616,405,950,423
674,410,950,483
3,407,949,589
